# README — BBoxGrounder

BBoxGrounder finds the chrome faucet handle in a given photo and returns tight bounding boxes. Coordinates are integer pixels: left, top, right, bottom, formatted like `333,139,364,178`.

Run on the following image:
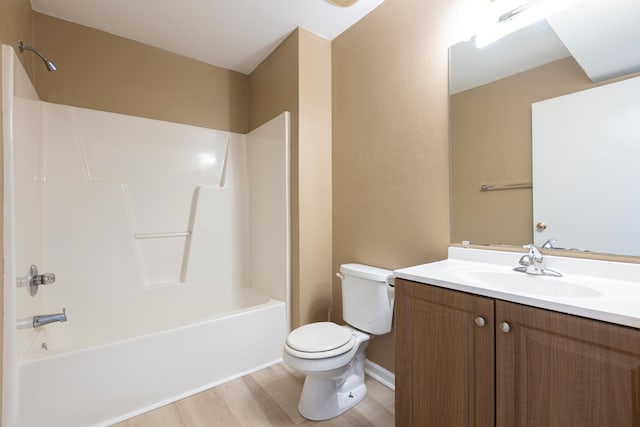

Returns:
523,244,543,262
518,254,532,266
542,239,557,249
515,244,562,277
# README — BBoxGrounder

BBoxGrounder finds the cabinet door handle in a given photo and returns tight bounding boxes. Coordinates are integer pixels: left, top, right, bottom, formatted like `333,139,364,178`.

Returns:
474,316,486,327
499,322,511,333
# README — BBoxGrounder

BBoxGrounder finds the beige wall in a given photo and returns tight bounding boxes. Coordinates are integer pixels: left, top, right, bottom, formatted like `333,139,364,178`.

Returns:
297,30,333,325
249,28,333,328
0,0,34,419
0,0,34,70
332,0,456,372
32,12,249,133
249,30,299,132
450,57,638,246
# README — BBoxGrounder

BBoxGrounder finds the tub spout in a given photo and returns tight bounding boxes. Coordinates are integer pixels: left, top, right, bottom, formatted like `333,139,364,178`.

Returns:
33,308,67,328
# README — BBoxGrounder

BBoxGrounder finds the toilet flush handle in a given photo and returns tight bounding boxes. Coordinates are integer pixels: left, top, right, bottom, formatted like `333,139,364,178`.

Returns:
336,272,344,280
386,275,395,308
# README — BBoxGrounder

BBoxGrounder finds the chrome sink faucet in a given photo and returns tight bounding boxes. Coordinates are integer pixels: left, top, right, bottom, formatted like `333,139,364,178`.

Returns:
514,244,562,277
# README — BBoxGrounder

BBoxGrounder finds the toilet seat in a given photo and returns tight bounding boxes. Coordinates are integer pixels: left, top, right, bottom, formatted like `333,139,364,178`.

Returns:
285,322,356,359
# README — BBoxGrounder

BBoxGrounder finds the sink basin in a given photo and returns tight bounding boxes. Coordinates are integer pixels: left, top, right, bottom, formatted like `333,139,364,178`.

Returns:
453,270,603,299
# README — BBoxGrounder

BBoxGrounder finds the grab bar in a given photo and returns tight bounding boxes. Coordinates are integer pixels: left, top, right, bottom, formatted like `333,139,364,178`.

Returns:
133,231,191,239
480,182,532,192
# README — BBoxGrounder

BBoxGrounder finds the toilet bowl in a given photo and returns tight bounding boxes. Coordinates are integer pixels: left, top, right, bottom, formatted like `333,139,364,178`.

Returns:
283,323,370,420
283,264,394,420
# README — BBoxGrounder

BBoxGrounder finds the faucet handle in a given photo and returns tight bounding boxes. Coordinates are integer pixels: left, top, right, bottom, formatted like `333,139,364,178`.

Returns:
518,254,531,266
523,244,543,261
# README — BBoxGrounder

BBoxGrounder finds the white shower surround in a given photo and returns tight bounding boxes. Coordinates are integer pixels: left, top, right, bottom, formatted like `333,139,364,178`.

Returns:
2,45,290,426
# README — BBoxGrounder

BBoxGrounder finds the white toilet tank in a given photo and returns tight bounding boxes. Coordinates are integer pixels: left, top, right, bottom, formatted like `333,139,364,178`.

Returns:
339,263,394,335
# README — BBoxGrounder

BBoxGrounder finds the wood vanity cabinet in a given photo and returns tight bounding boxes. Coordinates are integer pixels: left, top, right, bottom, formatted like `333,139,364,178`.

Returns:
496,299,640,426
395,278,640,427
395,278,495,426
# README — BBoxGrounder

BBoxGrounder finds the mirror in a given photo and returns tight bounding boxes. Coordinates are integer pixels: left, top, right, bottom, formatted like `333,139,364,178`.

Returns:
449,0,640,257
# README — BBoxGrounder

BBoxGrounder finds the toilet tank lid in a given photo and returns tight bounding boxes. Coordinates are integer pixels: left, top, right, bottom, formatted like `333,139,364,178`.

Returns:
339,263,392,282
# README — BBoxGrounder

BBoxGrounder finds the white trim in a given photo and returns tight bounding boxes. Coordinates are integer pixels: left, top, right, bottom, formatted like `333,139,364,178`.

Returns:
283,112,291,334
364,359,395,391
3,43,18,427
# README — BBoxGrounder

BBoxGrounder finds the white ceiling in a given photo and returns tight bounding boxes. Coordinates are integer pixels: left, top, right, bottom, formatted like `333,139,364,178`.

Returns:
30,0,386,75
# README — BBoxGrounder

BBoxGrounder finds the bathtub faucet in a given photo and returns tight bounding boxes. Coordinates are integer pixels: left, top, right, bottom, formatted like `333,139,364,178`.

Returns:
33,308,67,328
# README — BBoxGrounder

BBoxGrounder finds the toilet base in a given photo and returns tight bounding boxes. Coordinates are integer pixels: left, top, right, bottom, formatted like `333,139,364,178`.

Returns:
298,374,367,421
284,326,371,421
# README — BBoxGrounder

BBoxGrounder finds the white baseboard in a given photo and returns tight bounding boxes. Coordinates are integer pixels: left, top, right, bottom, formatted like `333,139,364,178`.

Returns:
364,359,395,391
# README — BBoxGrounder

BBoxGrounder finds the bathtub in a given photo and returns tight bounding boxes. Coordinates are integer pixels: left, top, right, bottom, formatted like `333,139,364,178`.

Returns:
17,288,287,427
4,48,291,427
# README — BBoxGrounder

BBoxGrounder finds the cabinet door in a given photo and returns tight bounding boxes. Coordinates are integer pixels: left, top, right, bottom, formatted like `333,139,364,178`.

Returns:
395,279,495,427
496,300,640,427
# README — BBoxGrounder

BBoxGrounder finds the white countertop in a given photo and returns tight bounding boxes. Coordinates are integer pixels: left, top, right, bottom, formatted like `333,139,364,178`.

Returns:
394,247,640,329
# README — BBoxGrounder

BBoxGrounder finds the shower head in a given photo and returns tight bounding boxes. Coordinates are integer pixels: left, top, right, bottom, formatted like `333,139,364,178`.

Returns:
18,40,57,72
44,58,57,72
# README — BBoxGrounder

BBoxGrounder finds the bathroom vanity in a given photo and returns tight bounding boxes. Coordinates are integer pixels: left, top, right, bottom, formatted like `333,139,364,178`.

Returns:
394,247,640,426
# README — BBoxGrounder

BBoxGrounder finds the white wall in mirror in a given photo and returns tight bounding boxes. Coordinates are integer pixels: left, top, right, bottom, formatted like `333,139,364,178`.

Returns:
532,76,640,256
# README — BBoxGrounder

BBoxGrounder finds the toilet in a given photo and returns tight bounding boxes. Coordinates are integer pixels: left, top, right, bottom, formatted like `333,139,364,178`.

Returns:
283,263,394,421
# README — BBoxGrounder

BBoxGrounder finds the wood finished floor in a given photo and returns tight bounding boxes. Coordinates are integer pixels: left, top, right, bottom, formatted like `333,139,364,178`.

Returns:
111,363,395,427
